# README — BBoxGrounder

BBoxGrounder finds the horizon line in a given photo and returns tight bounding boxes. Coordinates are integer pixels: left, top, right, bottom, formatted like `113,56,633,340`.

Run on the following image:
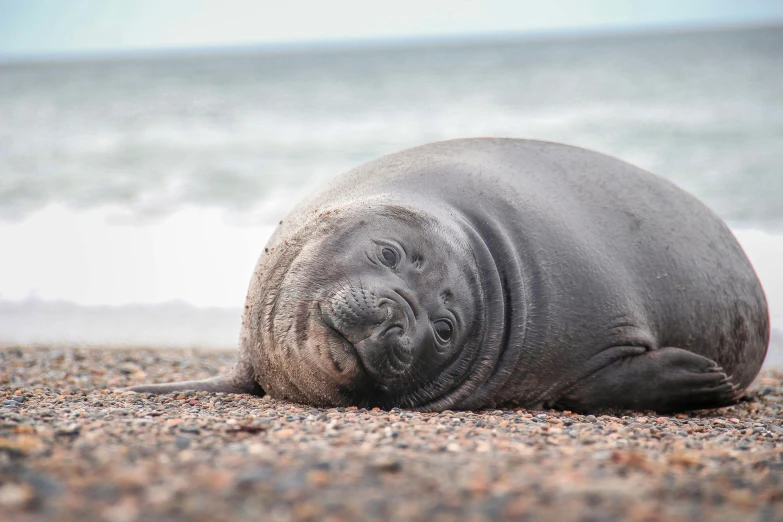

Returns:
2,18,781,66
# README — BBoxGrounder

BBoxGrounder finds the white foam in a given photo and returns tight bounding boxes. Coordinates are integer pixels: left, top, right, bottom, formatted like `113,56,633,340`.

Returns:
0,204,275,307
0,299,241,349
732,228,783,330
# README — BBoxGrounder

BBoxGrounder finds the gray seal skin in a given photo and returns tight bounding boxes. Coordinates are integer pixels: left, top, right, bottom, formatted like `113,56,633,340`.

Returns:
126,138,769,413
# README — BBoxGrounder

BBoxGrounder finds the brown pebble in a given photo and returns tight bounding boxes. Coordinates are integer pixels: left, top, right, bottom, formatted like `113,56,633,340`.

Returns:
306,470,331,486
668,451,700,468
0,435,44,455
611,450,650,471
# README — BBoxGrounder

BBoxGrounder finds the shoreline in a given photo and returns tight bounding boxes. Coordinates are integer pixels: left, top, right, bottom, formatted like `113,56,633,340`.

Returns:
2,345,782,521
1,300,781,369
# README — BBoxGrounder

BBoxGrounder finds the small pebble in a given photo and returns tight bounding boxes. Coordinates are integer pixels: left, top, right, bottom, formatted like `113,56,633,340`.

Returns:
54,423,81,436
0,483,35,509
370,455,403,473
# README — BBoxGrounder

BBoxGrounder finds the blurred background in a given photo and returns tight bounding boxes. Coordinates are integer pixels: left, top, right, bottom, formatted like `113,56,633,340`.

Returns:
0,0,781,365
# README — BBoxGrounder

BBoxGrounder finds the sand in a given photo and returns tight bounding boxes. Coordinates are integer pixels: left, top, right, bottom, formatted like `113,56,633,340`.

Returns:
1,345,782,521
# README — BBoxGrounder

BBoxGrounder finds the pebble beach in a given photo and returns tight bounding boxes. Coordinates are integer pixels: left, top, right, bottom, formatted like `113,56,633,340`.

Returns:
1,346,782,522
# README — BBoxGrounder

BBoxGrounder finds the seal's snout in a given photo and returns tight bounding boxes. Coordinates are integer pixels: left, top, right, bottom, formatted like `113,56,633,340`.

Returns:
322,281,424,378
324,285,408,337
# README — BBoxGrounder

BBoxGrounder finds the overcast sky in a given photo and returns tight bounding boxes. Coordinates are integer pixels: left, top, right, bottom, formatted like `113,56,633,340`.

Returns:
1,0,783,58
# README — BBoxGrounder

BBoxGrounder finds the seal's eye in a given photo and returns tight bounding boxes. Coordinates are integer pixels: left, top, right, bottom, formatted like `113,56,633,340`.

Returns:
433,319,453,342
380,247,399,268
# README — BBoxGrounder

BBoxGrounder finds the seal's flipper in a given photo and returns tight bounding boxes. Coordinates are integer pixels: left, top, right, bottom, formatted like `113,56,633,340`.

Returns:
552,347,739,413
121,365,265,396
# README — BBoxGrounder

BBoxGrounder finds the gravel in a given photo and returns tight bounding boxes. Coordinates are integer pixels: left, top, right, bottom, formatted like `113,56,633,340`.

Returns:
1,345,782,521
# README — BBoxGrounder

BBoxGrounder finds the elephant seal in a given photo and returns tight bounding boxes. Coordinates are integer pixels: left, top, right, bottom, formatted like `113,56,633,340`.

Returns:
126,138,769,412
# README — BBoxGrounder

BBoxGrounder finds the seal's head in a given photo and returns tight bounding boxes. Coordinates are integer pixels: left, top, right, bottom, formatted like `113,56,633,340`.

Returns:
247,203,496,410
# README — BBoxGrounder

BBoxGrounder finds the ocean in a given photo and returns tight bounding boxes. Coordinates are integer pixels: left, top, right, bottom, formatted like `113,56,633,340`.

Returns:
1,25,781,364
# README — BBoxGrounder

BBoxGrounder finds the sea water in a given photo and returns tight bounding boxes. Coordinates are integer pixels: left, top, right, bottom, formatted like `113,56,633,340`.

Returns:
0,26,781,363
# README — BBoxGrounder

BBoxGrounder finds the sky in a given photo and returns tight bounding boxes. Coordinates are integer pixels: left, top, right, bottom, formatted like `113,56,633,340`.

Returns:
1,0,783,58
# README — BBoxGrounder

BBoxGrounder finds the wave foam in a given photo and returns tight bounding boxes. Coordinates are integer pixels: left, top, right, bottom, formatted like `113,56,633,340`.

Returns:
0,205,275,307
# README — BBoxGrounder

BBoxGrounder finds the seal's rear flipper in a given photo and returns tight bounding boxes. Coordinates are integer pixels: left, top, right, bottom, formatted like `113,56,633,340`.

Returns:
120,365,265,396
552,347,739,413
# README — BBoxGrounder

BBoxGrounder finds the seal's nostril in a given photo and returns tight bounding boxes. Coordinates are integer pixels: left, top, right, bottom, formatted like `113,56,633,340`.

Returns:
376,301,407,337
392,288,420,317
382,324,404,337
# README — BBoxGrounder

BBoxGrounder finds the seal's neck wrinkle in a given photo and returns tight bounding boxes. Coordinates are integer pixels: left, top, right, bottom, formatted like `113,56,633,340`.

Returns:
458,208,529,409
410,204,528,411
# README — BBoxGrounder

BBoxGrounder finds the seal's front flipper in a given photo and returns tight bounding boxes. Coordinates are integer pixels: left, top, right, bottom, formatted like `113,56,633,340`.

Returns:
120,365,265,396
553,347,738,413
